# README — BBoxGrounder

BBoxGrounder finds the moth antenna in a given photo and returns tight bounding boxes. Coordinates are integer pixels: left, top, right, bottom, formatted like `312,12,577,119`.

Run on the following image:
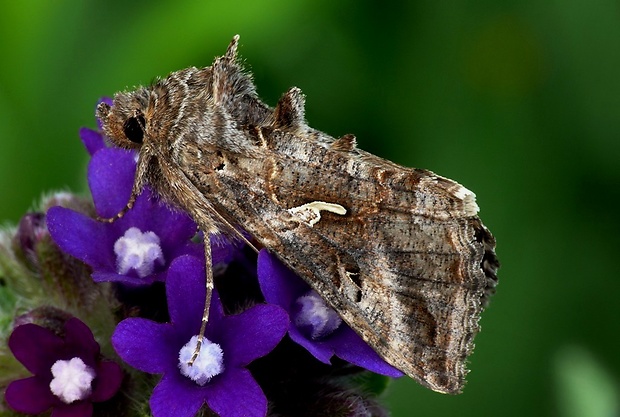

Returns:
331,133,357,152
211,209,259,253
273,87,306,129
98,153,150,223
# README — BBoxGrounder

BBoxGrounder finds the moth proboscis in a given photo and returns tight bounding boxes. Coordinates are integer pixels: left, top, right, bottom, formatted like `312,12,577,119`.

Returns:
96,35,499,394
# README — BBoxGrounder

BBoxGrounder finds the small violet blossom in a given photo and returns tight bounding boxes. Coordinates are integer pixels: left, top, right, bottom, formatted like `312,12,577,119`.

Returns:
46,123,208,285
257,250,404,377
112,255,289,417
5,318,122,417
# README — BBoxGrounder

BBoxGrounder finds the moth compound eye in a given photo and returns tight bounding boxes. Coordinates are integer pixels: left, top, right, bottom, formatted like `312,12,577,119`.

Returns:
122,114,145,144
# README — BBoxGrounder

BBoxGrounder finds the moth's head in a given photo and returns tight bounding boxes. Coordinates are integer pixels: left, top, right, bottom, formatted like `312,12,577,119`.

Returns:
96,89,151,150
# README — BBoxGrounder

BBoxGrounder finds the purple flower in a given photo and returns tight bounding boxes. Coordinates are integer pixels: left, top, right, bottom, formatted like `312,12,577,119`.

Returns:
257,250,404,378
79,127,106,156
112,255,289,417
47,126,206,285
5,318,123,417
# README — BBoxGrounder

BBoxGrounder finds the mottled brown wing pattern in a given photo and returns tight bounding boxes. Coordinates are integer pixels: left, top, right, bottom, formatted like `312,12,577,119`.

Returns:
179,125,497,393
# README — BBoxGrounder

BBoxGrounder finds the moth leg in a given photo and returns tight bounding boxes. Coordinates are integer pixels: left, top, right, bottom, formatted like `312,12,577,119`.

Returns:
96,191,138,223
97,160,146,223
188,236,214,366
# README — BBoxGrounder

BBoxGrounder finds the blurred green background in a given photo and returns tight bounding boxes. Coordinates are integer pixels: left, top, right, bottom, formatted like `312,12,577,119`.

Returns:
1,1,619,416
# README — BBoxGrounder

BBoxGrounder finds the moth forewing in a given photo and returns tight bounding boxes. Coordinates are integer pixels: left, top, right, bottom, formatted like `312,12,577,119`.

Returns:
187,127,496,393
97,35,498,395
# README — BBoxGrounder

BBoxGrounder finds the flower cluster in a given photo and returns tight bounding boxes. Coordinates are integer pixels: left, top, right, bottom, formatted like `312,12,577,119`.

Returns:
0,102,400,417
5,318,122,417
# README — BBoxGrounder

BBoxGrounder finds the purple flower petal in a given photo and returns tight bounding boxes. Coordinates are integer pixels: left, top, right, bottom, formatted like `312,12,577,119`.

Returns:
63,318,100,366
114,188,191,236
216,304,289,367
88,148,136,218
47,206,113,271
165,255,211,337
112,318,176,374
9,323,64,374
79,127,106,156
206,368,267,417
330,326,404,377
90,361,124,402
287,325,334,364
5,376,57,414
257,249,307,307
150,373,205,417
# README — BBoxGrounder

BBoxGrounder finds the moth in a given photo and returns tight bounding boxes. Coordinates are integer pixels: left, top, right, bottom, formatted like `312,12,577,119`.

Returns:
97,35,498,394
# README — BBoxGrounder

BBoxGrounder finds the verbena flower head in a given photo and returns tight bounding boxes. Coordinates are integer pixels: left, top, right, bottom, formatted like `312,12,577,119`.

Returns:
4,317,122,417
257,250,404,378
111,255,289,417
46,126,203,286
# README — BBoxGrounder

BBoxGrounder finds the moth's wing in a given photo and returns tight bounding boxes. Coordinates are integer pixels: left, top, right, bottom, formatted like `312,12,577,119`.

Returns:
186,130,498,394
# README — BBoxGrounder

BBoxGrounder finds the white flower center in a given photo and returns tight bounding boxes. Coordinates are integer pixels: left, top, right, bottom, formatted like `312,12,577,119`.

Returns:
294,290,342,340
178,335,224,386
49,357,96,404
114,227,165,278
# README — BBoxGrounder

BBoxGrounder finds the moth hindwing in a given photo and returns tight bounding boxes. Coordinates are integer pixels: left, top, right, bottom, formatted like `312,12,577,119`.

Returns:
96,35,499,394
